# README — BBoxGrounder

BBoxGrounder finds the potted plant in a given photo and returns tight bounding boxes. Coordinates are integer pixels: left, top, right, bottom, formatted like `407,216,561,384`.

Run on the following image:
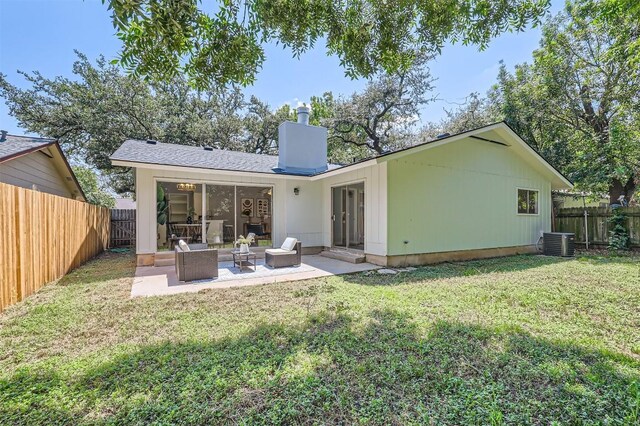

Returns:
157,185,169,243
235,235,254,253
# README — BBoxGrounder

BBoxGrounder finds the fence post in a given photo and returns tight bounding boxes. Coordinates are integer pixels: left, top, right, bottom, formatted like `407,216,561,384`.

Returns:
555,206,640,248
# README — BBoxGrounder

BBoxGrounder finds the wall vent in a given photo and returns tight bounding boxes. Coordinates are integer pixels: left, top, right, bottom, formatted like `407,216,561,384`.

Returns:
203,146,213,151
146,139,157,145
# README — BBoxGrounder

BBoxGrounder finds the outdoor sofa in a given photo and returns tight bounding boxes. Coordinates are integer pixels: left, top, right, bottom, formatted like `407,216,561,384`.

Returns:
174,242,218,281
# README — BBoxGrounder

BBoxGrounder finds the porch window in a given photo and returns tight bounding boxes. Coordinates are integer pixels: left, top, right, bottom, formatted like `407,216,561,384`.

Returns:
517,189,538,214
156,181,272,250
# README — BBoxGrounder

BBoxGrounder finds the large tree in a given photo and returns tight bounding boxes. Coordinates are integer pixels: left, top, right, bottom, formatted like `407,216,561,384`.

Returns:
429,1,640,203
519,0,640,203
243,96,294,154
72,166,116,208
321,54,435,161
0,53,288,194
487,62,574,174
104,0,551,88
419,92,499,141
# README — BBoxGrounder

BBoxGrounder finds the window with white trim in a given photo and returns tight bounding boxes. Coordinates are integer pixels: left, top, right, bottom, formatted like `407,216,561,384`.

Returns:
517,189,538,214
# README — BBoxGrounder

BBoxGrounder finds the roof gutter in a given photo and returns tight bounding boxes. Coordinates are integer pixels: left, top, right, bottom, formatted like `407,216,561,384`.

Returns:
111,159,311,180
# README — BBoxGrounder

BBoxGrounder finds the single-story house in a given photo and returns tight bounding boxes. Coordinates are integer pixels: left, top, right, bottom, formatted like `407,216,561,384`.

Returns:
0,131,85,200
110,108,572,267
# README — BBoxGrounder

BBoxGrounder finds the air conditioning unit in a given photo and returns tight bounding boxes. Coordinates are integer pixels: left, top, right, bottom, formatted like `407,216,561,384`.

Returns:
543,232,575,257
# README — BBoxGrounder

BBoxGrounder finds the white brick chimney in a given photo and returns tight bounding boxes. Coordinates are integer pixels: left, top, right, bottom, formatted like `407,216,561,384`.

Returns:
276,105,328,175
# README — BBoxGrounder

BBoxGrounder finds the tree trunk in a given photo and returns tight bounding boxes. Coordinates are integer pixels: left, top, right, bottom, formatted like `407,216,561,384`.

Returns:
608,176,636,205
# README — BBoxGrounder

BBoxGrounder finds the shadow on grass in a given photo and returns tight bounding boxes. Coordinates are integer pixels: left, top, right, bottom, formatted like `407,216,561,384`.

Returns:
1,308,638,425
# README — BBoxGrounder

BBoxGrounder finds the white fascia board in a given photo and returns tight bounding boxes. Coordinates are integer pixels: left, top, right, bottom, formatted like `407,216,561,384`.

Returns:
110,159,302,180
308,159,378,181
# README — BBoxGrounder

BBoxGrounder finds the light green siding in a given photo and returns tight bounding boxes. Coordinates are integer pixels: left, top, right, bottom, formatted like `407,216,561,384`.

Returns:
387,137,551,255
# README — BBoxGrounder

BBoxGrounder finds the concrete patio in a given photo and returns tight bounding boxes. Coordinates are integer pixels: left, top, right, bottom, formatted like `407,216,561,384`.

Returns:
132,255,380,297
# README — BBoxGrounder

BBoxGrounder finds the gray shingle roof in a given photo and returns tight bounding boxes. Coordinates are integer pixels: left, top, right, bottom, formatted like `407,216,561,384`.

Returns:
110,139,341,175
0,134,56,161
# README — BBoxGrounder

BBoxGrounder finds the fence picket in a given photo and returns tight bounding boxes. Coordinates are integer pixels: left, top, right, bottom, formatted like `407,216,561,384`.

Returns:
0,182,110,311
110,209,135,247
555,207,640,247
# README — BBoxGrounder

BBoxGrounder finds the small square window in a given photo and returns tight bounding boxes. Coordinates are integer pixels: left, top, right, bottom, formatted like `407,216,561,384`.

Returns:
517,189,539,214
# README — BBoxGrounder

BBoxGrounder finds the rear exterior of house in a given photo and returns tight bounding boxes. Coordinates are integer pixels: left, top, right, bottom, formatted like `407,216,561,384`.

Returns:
110,113,571,267
384,128,553,265
0,133,85,201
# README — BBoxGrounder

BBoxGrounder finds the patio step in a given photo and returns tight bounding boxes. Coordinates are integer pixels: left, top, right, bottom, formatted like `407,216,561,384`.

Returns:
320,249,366,264
154,251,175,267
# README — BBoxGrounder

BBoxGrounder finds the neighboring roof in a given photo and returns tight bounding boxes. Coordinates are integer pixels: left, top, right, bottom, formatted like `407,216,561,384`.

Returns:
110,139,341,175
0,134,56,162
0,133,86,200
109,122,572,189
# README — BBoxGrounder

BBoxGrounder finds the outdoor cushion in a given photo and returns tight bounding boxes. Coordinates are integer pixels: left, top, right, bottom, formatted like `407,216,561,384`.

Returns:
265,248,297,255
178,239,190,252
281,237,297,251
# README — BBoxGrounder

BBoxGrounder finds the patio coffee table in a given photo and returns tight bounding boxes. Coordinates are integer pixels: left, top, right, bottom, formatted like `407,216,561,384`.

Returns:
231,250,256,272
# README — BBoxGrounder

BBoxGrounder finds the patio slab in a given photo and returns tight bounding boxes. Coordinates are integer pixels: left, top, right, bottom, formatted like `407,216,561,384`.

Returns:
131,255,380,297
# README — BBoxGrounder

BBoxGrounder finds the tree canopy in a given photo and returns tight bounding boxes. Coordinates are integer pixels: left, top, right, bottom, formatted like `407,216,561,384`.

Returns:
321,54,435,162
0,53,289,193
104,0,551,88
428,0,640,203
72,166,116,208
502,0,640,202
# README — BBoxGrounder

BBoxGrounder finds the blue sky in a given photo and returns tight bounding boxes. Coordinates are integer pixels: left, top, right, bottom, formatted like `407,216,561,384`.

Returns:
0,0,563,136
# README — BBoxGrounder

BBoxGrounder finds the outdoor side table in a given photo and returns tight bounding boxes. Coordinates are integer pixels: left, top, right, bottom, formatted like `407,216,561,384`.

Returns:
231,250,256,272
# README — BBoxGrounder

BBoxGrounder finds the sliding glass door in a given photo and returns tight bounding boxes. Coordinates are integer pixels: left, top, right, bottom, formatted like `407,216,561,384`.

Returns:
156,181,272,250
331,182,364,250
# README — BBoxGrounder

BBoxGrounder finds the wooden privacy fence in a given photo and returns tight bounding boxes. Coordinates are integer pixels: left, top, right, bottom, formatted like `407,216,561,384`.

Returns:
0,182,110,311
555,207,640,247
110,208,135,247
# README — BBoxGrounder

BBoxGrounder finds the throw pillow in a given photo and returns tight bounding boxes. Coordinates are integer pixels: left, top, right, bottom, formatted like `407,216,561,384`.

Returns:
281,237,297,252
178,240,191,252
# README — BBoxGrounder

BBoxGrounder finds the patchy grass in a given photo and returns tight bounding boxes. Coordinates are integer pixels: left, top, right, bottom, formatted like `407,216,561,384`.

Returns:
0,252,639,425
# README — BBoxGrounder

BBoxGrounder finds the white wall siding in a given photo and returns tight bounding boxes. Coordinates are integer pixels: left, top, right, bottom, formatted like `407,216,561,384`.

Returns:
283,179,324,247
135,167,323,254
320,162,387,256
0,151,73,198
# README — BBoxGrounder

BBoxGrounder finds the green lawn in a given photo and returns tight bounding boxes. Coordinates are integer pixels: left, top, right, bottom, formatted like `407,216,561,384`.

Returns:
0,252,639,425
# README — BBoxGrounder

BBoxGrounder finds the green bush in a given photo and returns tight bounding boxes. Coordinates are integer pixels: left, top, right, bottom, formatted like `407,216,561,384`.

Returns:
608,207,630,251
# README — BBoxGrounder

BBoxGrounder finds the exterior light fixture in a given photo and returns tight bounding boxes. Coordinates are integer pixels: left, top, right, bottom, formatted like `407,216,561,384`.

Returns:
177,183,196,191
294,187,300,196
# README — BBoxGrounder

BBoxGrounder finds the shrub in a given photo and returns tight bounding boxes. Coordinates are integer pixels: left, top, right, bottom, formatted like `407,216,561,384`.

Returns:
608,207,630,251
